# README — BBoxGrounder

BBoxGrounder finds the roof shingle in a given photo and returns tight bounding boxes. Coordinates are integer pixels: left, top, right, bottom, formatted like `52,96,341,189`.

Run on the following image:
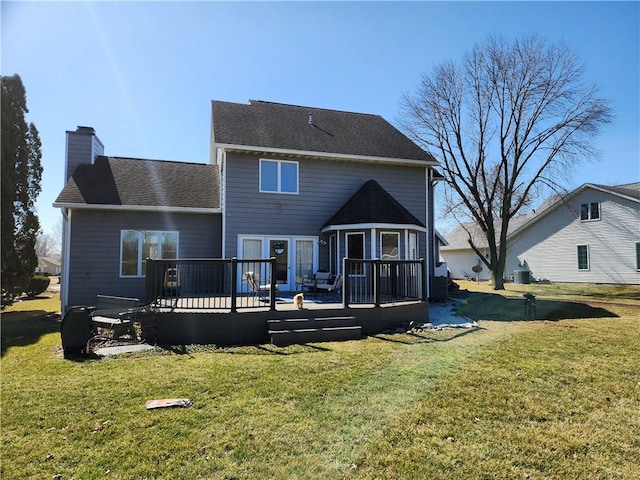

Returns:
212,100,436,163
323,180,425,228
55,156,220,209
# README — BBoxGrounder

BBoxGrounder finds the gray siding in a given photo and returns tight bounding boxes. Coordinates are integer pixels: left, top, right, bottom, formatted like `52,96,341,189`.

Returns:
223,152,428,258
65,129,104,181
67,210,221,307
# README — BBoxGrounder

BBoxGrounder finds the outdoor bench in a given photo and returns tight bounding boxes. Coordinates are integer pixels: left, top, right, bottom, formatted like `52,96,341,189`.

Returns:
90,295,139,338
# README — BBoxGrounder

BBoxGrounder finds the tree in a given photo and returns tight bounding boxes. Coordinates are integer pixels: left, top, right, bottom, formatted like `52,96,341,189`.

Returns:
400,34,612,289
36,218,63,258
36,232,58,258
1,74,43,304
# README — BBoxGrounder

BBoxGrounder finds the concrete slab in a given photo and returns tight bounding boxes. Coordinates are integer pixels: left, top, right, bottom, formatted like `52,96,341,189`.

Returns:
428,300,477,328
94,343,155,356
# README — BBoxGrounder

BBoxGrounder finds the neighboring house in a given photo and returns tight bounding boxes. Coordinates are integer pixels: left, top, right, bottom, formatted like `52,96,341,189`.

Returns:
440,182,640,284
36,256,61,276
55,100,441,312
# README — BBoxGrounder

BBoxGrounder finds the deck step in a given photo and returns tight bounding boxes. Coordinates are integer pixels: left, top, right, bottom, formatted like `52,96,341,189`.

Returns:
269,325,362,347
268,316,357,331
268,316,360,346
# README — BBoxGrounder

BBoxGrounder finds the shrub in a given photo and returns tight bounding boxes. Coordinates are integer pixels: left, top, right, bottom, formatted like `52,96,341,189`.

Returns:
26,276,50,297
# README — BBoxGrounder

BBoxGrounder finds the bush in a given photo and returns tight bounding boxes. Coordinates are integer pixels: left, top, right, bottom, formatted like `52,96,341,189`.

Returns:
26,276,50,297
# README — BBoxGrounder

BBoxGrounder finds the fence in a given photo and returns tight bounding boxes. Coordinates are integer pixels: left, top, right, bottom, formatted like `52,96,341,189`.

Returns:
144,257,424,311
145,258,277,312
343,258,425,307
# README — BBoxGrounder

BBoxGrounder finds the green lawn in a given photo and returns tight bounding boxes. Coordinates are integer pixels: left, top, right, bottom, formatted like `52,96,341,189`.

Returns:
1,284,639,479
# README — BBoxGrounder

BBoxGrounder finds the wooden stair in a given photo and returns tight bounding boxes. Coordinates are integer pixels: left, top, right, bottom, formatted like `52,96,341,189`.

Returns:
267,316,361,346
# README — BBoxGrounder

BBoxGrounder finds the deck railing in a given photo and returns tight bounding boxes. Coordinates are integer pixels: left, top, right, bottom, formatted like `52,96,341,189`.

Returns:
343,258,425,307
145,258,277,312
145,257,425,311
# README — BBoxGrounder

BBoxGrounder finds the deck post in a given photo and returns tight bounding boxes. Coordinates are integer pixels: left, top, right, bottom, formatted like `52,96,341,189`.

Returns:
269,257,277,311
343,257,350,307
374,259,381,307
420,258,426,302
231,257,238,313
145,258,155,306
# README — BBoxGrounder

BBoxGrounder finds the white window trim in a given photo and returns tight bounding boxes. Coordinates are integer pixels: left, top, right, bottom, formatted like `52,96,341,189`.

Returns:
119,230,179,278
577,244,590,271
259,158,299,194
380,231,400,260
346,231,365,276
346,232,365,259
580,202,601,222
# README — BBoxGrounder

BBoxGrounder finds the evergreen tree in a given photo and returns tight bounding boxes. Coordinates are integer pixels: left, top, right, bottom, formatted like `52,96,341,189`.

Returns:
1,74,43,305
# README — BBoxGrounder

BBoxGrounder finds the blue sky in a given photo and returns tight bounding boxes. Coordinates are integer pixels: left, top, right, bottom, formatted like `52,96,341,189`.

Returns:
2,1,638,236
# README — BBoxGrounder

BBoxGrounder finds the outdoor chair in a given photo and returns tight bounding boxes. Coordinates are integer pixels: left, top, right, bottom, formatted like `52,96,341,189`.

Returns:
246,271,278,300
302,272,331,295
461,270,473,281
315,273,343,299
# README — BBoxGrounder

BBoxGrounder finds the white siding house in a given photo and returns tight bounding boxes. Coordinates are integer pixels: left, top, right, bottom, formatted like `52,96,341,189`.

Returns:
441,183,640,285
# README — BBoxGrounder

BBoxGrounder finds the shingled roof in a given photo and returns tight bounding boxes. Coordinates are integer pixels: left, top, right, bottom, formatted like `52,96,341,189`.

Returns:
54,156,220,210
322,180,425,229
442,182,640,250
212,100,436,164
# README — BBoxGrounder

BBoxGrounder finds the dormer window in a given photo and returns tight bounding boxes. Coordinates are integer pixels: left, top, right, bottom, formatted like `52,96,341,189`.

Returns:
260,159,298,194
580,202,600,221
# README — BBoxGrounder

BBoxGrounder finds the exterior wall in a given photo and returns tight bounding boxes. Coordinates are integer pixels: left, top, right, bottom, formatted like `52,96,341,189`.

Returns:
223,152,429,259
507,189,640,284
66,210,221,308
440,249,490,281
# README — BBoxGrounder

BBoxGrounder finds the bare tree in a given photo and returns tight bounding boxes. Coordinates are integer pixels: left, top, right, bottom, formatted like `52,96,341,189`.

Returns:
400,34,612,289
36,232,56,258
36,218,63,258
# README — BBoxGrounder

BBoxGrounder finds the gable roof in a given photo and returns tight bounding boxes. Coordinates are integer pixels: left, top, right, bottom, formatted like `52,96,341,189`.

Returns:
212,100,437,165
322,180,425,230
589,182,640,201
442,182,640,250
54,156,220,211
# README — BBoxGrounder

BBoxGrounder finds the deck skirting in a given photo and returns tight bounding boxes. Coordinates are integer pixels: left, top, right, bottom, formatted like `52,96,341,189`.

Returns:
155,302,429,346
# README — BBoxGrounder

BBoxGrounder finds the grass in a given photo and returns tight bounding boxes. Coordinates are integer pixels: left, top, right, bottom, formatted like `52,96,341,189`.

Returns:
1,283,639,479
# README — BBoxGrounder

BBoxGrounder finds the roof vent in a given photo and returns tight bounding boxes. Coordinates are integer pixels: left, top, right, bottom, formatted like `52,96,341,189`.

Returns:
308,112,313,125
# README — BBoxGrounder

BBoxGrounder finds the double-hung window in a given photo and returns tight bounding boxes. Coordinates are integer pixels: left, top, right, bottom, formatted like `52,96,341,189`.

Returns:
260,159,298,194
580,202,600,221
577,245,589,271
120,230,178,277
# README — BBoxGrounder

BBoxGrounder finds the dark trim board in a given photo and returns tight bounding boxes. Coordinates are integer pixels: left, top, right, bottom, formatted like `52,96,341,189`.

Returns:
155,302,428,346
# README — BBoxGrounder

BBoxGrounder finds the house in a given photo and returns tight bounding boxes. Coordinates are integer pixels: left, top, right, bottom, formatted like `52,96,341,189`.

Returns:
36,256,61,276
440,182,640,284
54,100,441,313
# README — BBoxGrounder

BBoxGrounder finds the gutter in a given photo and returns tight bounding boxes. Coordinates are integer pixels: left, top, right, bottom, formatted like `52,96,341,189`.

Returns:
52,203,221,214
212,143,439,167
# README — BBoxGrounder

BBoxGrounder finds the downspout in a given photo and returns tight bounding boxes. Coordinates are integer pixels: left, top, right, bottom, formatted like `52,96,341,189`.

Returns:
425,168,431,300
221,148,227,259
60,208,71,313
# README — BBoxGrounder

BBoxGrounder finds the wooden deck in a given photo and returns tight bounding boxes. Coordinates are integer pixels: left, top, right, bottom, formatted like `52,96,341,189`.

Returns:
152,297,429,346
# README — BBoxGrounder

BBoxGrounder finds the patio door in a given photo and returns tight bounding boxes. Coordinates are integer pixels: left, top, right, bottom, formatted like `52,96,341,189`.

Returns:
295,239,314,286
269,239,289,286
238,235,317,292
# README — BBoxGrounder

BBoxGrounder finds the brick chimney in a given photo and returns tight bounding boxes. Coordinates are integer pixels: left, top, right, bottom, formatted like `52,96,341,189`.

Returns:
65,126,104,181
